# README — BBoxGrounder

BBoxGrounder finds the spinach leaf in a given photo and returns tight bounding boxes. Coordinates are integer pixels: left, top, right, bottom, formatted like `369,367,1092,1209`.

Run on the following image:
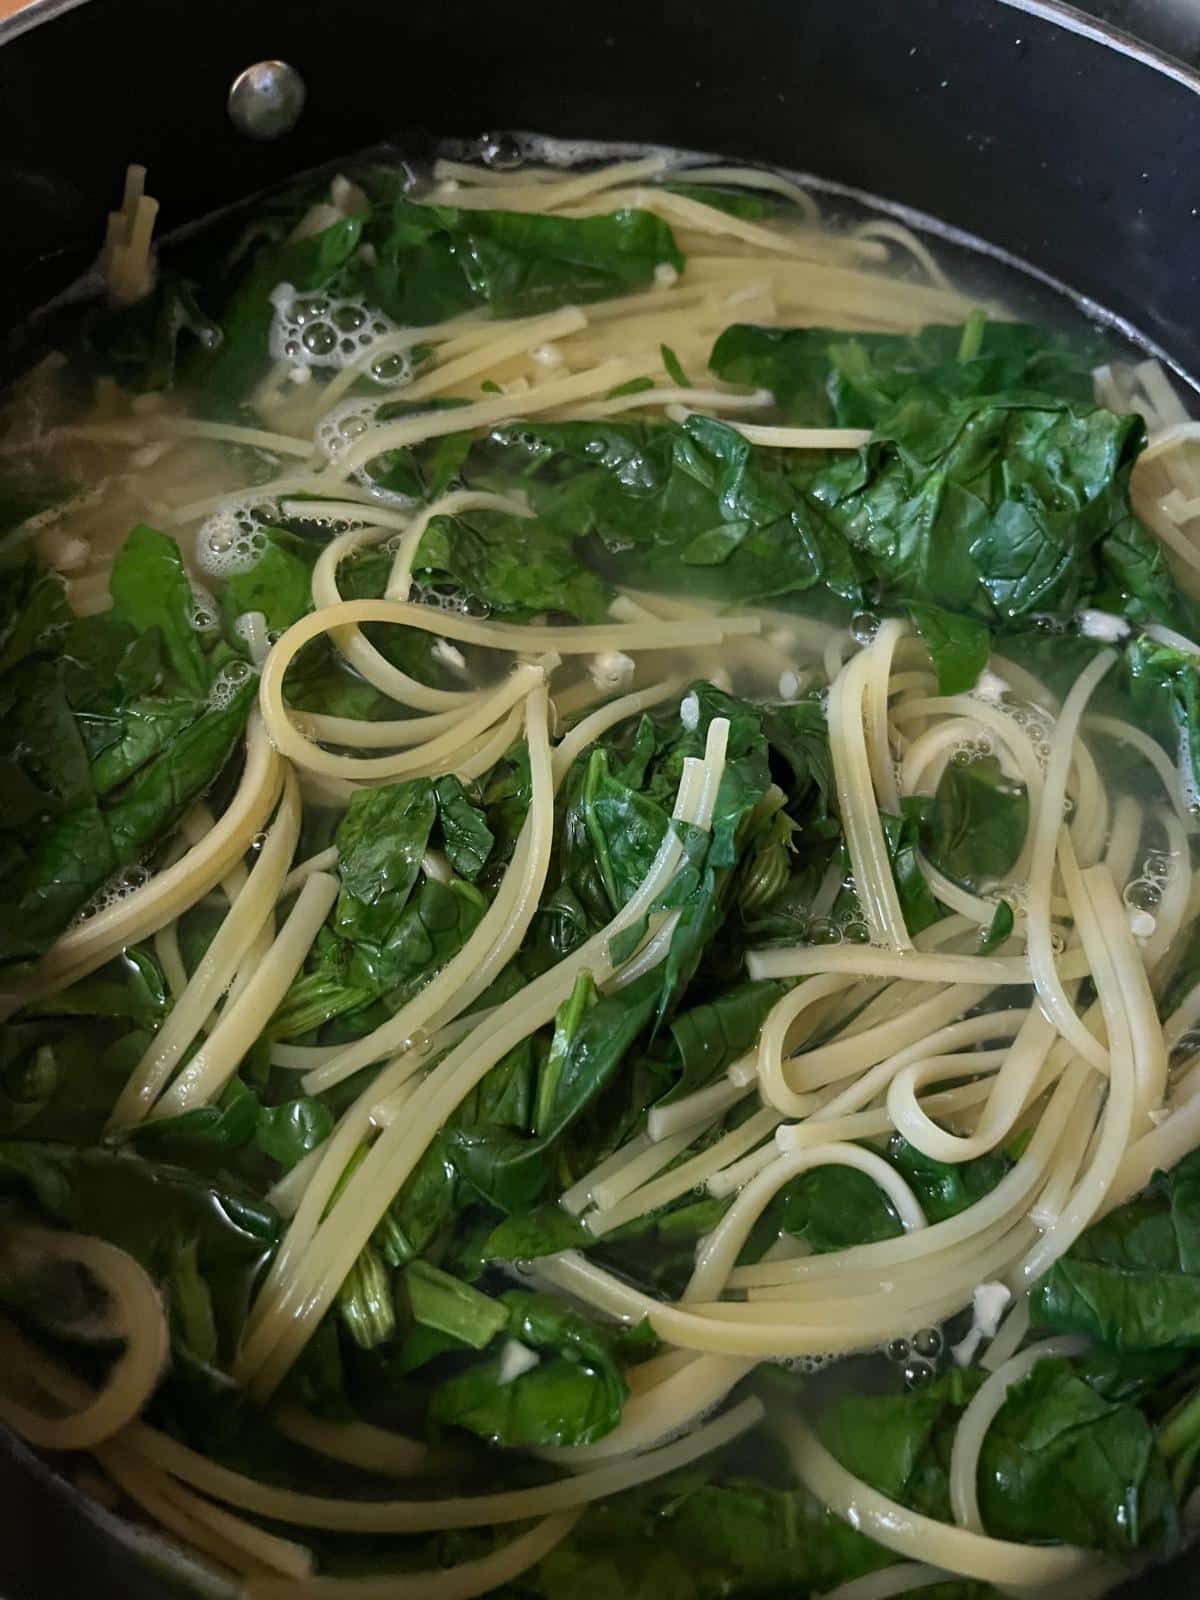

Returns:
474,413,865,609
22,946,167,1028
190,215,365,413
347,876,486,1004
431,1350,620,1449
0,656,252,967
1125,634,1200,800
888,1136,1009,1223
708,320,1107,427
362,199,682,325
120,1075,328,1175
0,1141,279,1352
291,781,491,1014
268,926,377,1040
663,182,783,220
0,553,70,674
923,756,1029,894
79,275,222,394
778,1161,902,1254
373,1142,461,1269
87,694,205,797
661,979,791,1104
805,393,1149,626
525,1471,895,1600
1030,1149,1200,1352
0,532,251,964
433,776,494,881
482,1203,592,1262
414,507,614,621
769,1137,1007,1258
255,1097,333,1169
429,1290,634,1448
446,969,661,1213
100,679,254,864
405,1260,509,1349
660,344,692,388
819,1357,1176,1557
564,749,671,922
979,1357,1177,1553
220,527,317,636
109,524,210,695
334,780,438,951
909,603,991,695
816,1370,979,1519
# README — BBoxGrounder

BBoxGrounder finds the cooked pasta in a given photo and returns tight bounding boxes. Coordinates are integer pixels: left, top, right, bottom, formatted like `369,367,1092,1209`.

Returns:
0,142,1198,1600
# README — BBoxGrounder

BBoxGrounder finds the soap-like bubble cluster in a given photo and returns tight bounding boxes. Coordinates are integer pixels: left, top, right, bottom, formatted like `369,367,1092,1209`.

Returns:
772,1352,842,1376
209,659,255,710
315,396,386,463
268,284,407,381
1006,702,1055,771
952,732,995,766
409,579,490,619
1001,883,1029,921
195,499,275,579
76,863,152,922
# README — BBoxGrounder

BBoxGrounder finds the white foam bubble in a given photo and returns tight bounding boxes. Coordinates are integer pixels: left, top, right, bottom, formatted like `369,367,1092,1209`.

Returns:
315,397,385,462
76,863,153,923
269,288,407,381
195,499,275,579
208,659,256,710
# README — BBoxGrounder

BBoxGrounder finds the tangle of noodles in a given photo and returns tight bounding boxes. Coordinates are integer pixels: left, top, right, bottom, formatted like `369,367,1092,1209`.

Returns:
4,148,1200,1600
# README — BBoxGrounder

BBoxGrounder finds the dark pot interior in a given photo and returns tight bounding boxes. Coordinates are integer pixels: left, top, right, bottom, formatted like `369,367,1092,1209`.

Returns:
1,0,1199,1594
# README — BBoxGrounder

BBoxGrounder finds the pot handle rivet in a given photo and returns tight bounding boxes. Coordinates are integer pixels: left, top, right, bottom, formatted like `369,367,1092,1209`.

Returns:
228,61,307,141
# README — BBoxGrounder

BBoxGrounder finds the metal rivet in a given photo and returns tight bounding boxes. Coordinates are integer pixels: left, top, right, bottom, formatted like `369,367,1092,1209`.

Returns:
228,60,307,141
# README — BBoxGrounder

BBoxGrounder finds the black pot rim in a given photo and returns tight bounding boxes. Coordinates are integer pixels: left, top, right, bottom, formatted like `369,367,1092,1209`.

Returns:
1,0,1199,89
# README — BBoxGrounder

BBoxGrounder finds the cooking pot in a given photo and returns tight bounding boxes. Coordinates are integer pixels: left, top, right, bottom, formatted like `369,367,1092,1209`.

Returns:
1,0,1199,1594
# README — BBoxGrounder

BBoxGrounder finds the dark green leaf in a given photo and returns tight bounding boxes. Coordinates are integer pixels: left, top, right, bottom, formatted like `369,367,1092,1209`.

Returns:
1030,1149,1200,1352
405,1259,509,1349
220,527,317,636
909,603,992,696
924,756,1029,894
109,524,210,695
482,1203,592,1262
709,320,1107,427
255,1097,333,1170
433,776,494,881
660,344,692,388
363,199,682,325
979,1357,1178,1553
